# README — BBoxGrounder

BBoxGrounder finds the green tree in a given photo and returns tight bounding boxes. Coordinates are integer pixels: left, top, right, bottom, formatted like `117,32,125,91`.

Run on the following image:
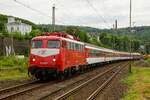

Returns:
0,22,6,33
99,33,107,44
65,26,90,43
65,26,80,37
29,29,42,38
90,37,102,46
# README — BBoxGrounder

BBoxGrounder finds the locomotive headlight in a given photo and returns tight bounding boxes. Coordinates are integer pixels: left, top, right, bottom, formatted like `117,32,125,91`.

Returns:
32,58,36,62
53,58,56,62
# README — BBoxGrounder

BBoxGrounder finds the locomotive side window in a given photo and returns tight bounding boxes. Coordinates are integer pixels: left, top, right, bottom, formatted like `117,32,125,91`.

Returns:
67,42,71,50
79,45,82,51
62,40,67,48
32,40,42,48
66,41,83,51
47,40,60,48
73,43,75,50
75,43,79,51
71,42,74,50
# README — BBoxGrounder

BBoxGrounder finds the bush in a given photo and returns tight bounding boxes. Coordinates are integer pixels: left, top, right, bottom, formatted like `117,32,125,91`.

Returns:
0,56,28,68
146,58,150,63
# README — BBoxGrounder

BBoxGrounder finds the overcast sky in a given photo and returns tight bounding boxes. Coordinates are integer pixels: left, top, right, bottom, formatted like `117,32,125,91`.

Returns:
0,0,149,29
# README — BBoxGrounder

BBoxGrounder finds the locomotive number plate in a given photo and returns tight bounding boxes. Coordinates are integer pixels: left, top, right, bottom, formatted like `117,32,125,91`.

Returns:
40,62,48,64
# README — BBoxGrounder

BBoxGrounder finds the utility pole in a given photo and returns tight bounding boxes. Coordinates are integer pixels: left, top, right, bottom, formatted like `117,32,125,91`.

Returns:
52,4,55,32
115,20,118,30
130,0,132,29
112,20,118,50
129,0,132,73
113,24,115,30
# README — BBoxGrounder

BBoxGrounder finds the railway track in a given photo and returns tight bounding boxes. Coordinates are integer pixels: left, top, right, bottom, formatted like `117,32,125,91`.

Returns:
55,63,127,100
0,62,128,100
38,62,128,100
31,63,122,100
0,80,57,100
86,63,127,100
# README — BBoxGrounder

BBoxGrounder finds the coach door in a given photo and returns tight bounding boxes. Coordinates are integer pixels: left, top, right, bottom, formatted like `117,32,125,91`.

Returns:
62,40,67,67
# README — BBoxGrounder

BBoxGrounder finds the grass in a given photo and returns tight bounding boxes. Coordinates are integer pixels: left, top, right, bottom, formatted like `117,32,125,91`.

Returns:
0,56,29,80
0,56,28,68
146,58,150,63
0,70,28,80
122,67,150,100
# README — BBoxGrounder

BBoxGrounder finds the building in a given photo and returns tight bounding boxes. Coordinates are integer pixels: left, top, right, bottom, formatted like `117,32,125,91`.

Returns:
6,17,32,35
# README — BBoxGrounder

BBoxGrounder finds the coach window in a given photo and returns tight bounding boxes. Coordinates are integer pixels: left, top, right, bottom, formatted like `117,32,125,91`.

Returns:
71,43,73,50
69,42,71,50
68,42,70,49
75,44,78,51
32,40,42,48
79,44,81,51
62,40,66,48
80,45,82,51
82,45,84,51
74,43,76,50
47,40,60,48
79,45,82,51
70,42,72,50
66,42,69,49
71,42,74,50
68,42,71,50
78,44,80,51
76,44,79,51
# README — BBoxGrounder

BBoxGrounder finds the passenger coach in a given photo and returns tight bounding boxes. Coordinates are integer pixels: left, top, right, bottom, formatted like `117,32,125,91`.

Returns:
28,32,141,80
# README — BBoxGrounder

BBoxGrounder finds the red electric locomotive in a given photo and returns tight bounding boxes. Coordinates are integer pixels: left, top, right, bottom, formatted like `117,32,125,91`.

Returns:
28,32,86,80
28,32,141,80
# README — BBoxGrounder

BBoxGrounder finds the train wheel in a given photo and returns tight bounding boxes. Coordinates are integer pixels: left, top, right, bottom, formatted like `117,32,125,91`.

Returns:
67,68,72,77
58,72,65,81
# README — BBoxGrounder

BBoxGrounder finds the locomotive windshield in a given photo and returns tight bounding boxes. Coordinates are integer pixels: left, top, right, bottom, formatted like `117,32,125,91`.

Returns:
32,40,42,48
47,40,60,48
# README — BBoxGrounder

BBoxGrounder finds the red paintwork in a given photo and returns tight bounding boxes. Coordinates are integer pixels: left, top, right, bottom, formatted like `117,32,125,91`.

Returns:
44,32,80,41
29,32,85,72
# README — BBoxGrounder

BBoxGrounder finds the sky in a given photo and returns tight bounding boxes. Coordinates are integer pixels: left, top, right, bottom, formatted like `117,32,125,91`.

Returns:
0,0,149,29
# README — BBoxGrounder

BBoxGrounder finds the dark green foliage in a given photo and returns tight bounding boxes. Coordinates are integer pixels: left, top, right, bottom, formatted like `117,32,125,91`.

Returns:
90,37,102,46
38,24,100,33
65,26,90,43
78,31,90,43
0,22,6,33
29,29,42,38
145,44,150,54
12,32,25,40
98,32,141,52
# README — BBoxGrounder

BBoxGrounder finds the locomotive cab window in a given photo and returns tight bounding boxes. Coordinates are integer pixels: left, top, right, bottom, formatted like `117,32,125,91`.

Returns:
32,40,42,48
47,40,60,48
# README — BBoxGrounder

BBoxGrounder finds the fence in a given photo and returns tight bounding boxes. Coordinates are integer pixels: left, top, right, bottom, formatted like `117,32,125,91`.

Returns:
0,37,30,56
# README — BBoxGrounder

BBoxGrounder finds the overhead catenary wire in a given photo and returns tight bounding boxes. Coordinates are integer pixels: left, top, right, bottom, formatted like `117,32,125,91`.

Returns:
13,0,49,17
13,0,67,25
15,0,99,30
55,0,88,27
55,0,101,34
85,0,112,28
12,0,111,29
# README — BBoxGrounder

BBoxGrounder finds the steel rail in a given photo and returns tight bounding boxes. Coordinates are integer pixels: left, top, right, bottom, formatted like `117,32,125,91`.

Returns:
86,63,128,100
54,63,127,100
37,62,123,100
0,80,37,94
0,81,56,100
